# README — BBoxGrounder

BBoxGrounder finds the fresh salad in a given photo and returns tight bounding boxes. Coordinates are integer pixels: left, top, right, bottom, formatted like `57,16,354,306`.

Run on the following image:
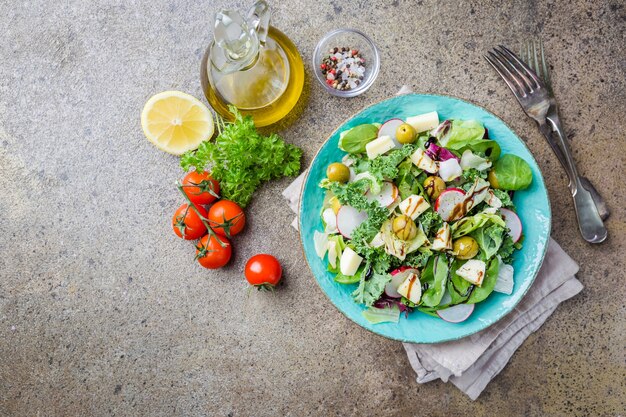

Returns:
314,112,533,324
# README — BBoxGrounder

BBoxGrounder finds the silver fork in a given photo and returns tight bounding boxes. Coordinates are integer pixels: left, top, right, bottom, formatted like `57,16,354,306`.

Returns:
520,40,609,221
484,45,607,243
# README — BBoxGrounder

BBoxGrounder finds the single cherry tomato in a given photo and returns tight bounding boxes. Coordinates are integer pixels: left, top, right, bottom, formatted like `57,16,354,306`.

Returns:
172,203,208,240
245,254,282,289
182,171,220,205
196,234,232,269
208,200,246,237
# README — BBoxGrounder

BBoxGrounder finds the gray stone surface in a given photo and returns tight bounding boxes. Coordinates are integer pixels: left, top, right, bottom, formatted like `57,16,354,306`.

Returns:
1,0,625,416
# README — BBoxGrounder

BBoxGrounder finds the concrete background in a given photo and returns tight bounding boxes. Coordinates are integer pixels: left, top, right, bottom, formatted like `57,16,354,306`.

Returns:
1,0,625,416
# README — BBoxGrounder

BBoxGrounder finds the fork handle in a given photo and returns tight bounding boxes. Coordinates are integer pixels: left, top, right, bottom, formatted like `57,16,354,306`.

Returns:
537,124,609,220
547,115,608,243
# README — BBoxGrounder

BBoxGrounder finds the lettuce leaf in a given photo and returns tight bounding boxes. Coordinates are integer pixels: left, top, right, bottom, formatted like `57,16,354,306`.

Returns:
439,120,485,150
420,255,449,307
451,211,506,238
362,305,401,324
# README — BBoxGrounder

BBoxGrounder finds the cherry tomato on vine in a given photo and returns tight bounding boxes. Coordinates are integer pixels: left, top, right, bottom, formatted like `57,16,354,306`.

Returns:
172,203,208,240
182,171,220,205
208,200,246,237
245,254,283,289
195,234,232,269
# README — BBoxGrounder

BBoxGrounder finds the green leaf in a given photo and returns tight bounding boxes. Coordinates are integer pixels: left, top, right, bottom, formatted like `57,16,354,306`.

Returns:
420,255,449,307
448,259,473,304
338,124,379,153
335,261,369,284
179,107,302,207
352,272,392,307
461,139,501,161
451,211,506,238
471,223,505,260
439,120,485,150
362,306,401,324
467,257,500,304
490,154,533,190
492,189,514,208
498,234,516,264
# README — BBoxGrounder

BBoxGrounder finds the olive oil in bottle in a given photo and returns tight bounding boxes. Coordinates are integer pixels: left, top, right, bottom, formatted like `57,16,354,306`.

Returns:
201,1,304,127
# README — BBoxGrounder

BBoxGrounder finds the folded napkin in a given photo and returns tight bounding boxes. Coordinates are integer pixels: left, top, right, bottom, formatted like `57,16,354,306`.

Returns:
281,87,583,400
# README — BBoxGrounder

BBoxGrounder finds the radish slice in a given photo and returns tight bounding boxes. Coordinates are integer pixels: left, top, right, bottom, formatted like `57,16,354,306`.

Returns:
385,268,419,298
378,118,404,148
336,206,368,239
500,208,522,242
434,188,465,221
390,266,414,276
437,303,475,323
365,181,398,207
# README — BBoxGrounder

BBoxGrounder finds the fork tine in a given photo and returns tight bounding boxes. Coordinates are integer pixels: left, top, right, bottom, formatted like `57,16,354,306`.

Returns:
531,40,540,78
540,39,552,89
493,47,535,93
497,45,542,88
484,52,525,98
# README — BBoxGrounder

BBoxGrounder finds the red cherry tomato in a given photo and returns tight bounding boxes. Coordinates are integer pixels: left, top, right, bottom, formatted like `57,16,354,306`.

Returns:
196,234,232,269
182,171,220,205
172,204,208,240
208,200,246,237
245,254,282,288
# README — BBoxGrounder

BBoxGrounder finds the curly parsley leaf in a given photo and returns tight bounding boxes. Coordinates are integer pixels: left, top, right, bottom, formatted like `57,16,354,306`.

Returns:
180,106,302,207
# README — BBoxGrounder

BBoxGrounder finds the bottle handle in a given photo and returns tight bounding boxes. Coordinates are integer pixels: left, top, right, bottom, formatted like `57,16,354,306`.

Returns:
247,0,271,45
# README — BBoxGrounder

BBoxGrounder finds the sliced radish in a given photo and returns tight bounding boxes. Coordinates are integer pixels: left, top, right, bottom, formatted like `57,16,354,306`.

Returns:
434,188,465,221
500,208,522,242
390,266,414,276
365,181,398,207
336,206,368,239
377,118,404,148
385,268,419,298
437,303,475,323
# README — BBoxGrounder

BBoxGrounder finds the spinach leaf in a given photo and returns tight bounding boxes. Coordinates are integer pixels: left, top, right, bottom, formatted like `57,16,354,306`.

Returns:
420,255,449,307
467,257,500,304
338,124,379,154
448,259,473,304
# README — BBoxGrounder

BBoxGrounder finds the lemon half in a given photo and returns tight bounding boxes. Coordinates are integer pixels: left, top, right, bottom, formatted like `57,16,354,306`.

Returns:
141,91,214,155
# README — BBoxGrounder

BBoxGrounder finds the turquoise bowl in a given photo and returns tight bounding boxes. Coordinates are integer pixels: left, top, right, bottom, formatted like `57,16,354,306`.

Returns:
299,94,551,344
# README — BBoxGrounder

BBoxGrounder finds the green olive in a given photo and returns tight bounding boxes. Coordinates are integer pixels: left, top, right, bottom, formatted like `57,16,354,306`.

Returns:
423,176,446,200
395,123,417,144
327,162,350,183
392,215,418,241
453,236,479,260
487,170,500,189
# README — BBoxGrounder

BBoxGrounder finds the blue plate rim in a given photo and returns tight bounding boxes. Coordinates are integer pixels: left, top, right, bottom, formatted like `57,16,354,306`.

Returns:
298,93,551,343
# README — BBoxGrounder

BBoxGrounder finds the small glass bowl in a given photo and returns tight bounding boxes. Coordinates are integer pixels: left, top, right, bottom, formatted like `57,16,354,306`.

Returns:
312,28,380,97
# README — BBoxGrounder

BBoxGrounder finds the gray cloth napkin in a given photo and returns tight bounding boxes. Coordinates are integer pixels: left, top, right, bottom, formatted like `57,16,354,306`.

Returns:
281,87,583,400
